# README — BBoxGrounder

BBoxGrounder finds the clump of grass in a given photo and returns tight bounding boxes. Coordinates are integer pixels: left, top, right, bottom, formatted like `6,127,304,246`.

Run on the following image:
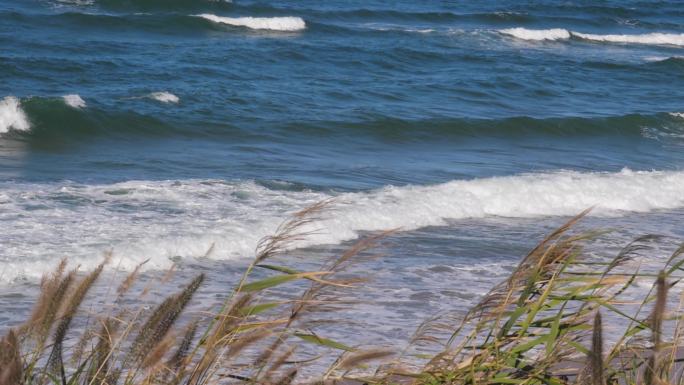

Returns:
367,211,684,385
2,204,684,385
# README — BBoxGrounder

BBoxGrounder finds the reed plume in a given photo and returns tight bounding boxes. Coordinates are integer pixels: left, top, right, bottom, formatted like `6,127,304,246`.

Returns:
644,272,668,385
127,273,205,368
0,330,22,385
168,320,198,372
48,261,105,380
589,312,604,385
86,318,117,385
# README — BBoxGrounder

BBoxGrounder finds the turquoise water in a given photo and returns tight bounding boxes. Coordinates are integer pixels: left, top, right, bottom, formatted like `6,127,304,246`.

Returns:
1,0,684,341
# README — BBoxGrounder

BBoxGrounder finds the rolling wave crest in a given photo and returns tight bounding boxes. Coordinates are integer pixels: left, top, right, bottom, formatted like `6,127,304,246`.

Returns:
2,168,684,282
500,27,684,46
196,14,306,31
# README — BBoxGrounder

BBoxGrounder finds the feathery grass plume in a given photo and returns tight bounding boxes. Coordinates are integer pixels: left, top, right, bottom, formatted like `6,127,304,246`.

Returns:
262,345,297,382
168,320,198,372
409,211,608,385
127,273,205,368
254,199,332,265
0,330,22,385
273,367,298,385
143,334,175,370
589,312,604,385
48,261,105,380
606,235,662,273
26,265,75,351
86,318,117,385
224,329,271,361
338,349,395,371
204,293,253,349
117,258,149,299
27,259,67,325
188,203,333,383
326,229,397,274
186,293,254,384
250,230,393,379
645,271,668,385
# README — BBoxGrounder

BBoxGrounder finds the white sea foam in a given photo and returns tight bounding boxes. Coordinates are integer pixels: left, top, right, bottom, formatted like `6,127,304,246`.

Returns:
196,14,306,31
0,96,30,134
1,169,684,282
500,28,684,47
499,27,571,41
573,32,684,46
363,23,436,34
149,91,179,104
669,112,684,119
62,94,86,109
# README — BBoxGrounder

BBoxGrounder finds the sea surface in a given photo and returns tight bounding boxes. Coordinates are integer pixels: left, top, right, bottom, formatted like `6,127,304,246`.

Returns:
1,0,684,352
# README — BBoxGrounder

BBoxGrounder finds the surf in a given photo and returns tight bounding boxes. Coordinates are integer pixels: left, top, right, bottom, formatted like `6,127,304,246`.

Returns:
195,14,306,31
500,27,684,47
0,96,31,134
2,168,684,282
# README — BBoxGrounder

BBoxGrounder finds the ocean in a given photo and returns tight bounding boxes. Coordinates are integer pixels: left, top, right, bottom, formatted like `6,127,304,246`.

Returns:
1,0,684,350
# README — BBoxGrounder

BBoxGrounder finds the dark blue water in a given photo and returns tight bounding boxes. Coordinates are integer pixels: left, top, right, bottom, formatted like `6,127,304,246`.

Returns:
2,0,684,187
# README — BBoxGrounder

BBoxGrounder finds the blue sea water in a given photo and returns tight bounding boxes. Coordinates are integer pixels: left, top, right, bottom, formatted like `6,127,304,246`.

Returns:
1,0,684,343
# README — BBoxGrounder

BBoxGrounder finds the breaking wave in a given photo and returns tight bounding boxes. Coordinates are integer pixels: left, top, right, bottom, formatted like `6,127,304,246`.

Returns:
500,28,684,46
148,91,179,104
195,14,306,31
63,94,86,109
2,168,684,282
0,96,31,134
499,27,571,41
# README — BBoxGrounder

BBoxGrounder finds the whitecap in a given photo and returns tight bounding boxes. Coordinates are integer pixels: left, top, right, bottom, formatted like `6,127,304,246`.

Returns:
500,28,684,47
499,27,571,41
63,94,86,109
196,13,306,31
573,32,684,47
0,96,30,134
645,55,684,62
148,91,179,104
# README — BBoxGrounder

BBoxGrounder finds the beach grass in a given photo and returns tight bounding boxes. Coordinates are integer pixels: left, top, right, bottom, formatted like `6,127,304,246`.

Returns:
2,204,684,385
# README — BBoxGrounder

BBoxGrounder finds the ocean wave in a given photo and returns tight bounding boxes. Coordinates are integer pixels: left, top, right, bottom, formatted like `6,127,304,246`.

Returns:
148,91,179,104
499,27,570,41
0,96,30,134
499,27,684,46
65,0,232,10
195,13,306,31
0,96,179,140
63,94,86,109
2,168,684,282
2,100,682,143
573,31,684,46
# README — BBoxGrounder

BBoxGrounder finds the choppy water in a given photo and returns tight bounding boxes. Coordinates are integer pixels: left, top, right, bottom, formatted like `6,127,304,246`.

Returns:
2,0,684,349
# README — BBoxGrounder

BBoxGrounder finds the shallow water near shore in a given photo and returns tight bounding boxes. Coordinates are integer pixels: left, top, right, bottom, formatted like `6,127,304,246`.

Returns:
1,0,684,360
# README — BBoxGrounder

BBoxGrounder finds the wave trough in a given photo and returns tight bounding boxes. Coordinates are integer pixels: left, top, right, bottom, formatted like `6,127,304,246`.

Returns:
196,14,306,31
